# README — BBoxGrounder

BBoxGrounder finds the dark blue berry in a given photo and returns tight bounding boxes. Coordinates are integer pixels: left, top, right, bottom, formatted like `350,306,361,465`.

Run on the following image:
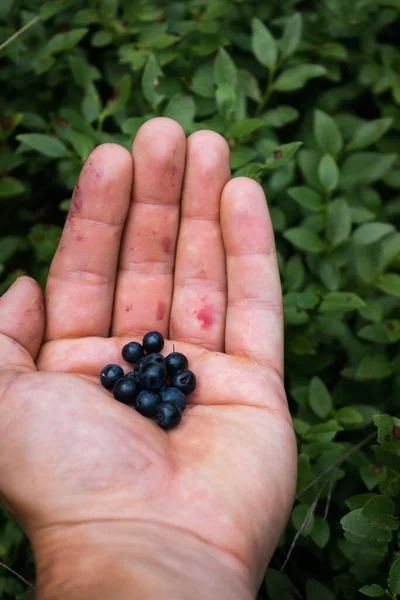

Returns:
100,364,124,389
143,331,164,353
122,341,143,364
165,352,188,375
126,371,136,379
138,363,166,392
135,390,161,417
113,377,139,405
154,402,182,430
160,387,186,412
142,353,165,369
171,369,196,395
134,355,146,371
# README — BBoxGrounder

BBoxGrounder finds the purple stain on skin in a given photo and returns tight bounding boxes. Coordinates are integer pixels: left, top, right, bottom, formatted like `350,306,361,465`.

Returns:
70,184,83,215
156,300,166,321
126,304,133,313
162,237,172,255
75,235,83,242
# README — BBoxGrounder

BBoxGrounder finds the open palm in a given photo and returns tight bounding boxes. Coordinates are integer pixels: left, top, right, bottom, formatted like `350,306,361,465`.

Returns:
0,119,296,594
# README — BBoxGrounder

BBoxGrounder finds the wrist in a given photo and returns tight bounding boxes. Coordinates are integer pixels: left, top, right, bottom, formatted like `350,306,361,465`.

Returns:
33,520,255,600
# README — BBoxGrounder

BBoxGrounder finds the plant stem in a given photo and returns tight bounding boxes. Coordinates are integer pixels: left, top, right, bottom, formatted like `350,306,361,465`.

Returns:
296,430,377,500
0,559,36,591
255,66,276,118
0,15,41,53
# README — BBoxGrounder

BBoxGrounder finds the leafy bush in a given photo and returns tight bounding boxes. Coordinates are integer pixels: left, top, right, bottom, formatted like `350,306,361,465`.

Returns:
1,0,400,598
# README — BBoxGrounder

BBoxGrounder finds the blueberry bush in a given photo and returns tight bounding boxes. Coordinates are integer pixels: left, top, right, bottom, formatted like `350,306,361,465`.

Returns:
1,0,400,598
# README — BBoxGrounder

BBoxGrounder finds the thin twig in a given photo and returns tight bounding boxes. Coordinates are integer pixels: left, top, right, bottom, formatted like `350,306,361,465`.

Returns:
280,486,325,573
324,470,337,520
0,15,41,53
295,431,377,500
0,559,36,591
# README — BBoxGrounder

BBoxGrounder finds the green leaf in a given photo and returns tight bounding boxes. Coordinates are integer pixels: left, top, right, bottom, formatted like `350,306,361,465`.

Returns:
341,153,398,185
121,117,146,136
265,569,295,600
67,128,95,159
216,83,236,119
29,224,63,263
358,321,400,344
335,407,363,425
309,376,332,419
311,517,330,548
262,105,299,128
191,62,215,97
251,18,277,68
280,13,302,57
314,110,343,155
0,177,25,198
142,54,164,106
292,503,315,536
376,273,400,296
326,198,351,246
264,142,303,169
319,258,341,291
214,48,237,88
230,147,258,170
319,292,365,312
0,236,24,264
284,227,325,253
229,119,264,138
288,187,322,212
353,222,395,245
341,508,395,543
351,207,376,224
82,83,101,123
356,355,394,380
306,580,335,600
274,65,327,92
347,118,393,151
318,154,339,191
359,584,385,597
91,30,113,47
164,95,196,132
373,414,400,450
16,134,67,158
374,447,400,475
42,28,88,55
285,255,305,291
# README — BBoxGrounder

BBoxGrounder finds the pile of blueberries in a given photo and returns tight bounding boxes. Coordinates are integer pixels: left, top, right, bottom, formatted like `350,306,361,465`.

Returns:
100,331,196,430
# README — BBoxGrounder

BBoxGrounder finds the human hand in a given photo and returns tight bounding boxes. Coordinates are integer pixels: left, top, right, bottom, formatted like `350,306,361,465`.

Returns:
0,118,296,599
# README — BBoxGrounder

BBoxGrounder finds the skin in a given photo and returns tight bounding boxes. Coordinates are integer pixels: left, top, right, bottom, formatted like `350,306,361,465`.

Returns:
0,118,297,599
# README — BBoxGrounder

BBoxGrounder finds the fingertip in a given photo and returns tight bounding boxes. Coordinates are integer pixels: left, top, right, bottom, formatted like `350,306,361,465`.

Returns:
0,275,44,360
133,117,186,153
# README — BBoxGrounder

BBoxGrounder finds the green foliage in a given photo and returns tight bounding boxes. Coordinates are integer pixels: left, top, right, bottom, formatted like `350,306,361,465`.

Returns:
0,1,400,599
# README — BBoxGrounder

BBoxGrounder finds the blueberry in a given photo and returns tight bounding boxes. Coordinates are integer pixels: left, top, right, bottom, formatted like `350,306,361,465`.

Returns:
165,352,188,375
134,355,146,371
171,369,196,395
142,353,165,369
100,364,124,389
135,390,161,417
122,341,143,364
126,370,136,379
160,387,187,412
143,331,164,354
154,402,182,430
113,377,139,405
138,363,167,392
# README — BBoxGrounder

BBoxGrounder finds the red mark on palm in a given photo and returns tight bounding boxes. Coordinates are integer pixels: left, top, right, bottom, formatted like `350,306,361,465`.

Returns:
156,301,166,321
197,305,214,330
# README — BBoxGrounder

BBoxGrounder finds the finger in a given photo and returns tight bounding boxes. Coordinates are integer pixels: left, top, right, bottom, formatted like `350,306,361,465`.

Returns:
0,277,44,371
111,118,186,339
221,178,283,376
170,131,230,351
45,143,133,341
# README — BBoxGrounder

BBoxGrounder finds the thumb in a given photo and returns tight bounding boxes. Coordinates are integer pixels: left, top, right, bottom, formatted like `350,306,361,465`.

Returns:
0,276,45,371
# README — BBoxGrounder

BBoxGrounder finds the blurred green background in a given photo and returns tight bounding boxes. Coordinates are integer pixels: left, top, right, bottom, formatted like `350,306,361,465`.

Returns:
1,0,400,598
